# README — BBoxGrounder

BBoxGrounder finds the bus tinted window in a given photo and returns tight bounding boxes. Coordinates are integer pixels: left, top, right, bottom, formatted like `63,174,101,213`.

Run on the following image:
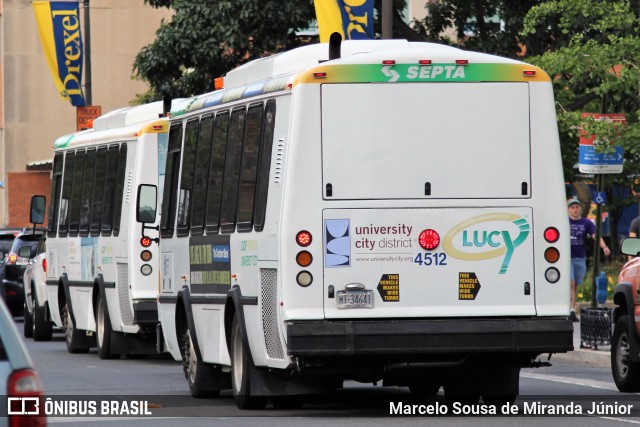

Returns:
176,119,199,236
205,111,229,233
69,149,86,236
79,148,97,235
237,103,264,232
254,100,277,231
161,124,183,237
101,145,120,235
90,147,108,236
191,115,214,236
58,152,75,236
220,107,246,233
112,144,128,236
48,153,64,237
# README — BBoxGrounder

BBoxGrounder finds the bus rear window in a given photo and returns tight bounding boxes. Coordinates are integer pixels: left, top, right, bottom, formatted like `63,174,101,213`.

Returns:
321,82,531,200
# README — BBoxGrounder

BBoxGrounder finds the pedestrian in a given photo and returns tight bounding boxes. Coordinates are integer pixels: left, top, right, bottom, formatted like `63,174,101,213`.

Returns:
628,214,640,260
568,198,610,322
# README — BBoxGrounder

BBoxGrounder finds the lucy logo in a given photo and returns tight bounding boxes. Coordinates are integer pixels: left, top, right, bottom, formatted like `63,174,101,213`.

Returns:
442,213,530,274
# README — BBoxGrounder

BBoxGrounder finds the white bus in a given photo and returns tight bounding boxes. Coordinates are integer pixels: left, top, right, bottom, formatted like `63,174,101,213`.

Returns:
43,101,170,358
148,38,573,408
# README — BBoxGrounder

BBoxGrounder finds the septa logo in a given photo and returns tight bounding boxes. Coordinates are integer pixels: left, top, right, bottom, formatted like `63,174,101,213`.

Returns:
8,397,40,415
442,213,530,274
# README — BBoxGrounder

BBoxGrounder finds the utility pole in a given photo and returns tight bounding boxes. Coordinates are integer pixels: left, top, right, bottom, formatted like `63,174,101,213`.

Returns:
83,0,92,106
382,0,393,39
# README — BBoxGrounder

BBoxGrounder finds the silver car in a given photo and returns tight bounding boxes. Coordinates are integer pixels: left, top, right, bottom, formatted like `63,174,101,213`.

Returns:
0,298,46,426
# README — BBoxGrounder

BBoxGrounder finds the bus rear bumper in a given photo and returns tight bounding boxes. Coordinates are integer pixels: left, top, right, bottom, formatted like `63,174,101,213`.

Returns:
286,318,573,356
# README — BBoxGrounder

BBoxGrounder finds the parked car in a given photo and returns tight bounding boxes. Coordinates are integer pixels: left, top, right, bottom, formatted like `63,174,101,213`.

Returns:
0,298,46,426
0,228,21,274
612,237,640,391
0,230,44,316
23,237,52,341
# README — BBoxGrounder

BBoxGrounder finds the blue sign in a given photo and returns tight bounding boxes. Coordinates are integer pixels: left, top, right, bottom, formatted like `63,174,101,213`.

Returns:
578,145,624,174
594,191,606,205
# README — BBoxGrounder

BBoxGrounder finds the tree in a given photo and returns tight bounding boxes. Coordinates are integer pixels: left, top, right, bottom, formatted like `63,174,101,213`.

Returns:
522,0,640,255
134,0,412,103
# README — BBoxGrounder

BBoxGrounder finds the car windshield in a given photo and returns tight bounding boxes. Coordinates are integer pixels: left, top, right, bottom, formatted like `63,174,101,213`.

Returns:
12,234,43,254
0,235,16,254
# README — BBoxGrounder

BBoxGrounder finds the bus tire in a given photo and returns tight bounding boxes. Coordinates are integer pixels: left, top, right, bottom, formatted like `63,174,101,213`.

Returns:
480,365,519,405
231,314,267,409
33,293,52,342
62,304,90,354
96,293,117,359
612,315,640,392
23,301,33,339
182,330,220,398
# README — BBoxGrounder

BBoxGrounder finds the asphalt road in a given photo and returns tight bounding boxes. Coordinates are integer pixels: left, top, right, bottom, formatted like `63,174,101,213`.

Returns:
16,322,640,427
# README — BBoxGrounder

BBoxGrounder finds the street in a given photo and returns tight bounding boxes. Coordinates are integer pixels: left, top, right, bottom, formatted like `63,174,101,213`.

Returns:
14,320,640,427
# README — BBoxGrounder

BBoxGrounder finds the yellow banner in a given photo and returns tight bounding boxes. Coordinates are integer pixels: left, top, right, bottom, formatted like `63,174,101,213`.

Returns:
314,0,374,43
33,1,85,106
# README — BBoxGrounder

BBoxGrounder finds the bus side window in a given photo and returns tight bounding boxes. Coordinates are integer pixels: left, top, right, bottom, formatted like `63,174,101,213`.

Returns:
220,107,246,234
190,115,214,236
79,148,97,236
236,103,264,232
101,144,120,236
68,149,86,237
112,144,128,236
176,119,200,236
48,153,64,238
90,147,108,236
161,124,183,238
58,151,76,237
205,111,229,234
254,100,276,232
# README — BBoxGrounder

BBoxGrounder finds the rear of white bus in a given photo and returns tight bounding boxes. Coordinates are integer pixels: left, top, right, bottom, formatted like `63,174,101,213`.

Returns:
279,51,573,396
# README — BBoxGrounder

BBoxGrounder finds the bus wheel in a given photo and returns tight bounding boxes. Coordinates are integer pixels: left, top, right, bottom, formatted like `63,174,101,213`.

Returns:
96,294,117,359
231,315,267,409
33,293,52,341
23,301,33,339
612,315,640,392
62,304,89,354
182,329,220,398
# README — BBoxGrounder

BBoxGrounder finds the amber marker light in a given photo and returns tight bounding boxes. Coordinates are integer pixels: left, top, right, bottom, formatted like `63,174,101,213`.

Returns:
544,247,560,263
296,251,313,267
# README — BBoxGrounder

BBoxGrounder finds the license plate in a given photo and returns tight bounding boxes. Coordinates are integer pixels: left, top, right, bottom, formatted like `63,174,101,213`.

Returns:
336,290,374,309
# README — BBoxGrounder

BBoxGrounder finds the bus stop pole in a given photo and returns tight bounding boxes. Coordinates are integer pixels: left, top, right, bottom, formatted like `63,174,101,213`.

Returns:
591,173,604,308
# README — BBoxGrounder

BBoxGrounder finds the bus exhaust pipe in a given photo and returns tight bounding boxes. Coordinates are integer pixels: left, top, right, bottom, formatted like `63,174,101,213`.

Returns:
329,32,342,60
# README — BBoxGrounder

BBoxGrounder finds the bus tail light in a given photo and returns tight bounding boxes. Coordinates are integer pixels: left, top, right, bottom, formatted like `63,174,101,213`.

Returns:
544,227,559,243
296,251,313,267
140,237,152,248
545,267,560,283
418,229,440,250
544,247,560,263
296,231,312,247
140,250,152,262
296,271,313,287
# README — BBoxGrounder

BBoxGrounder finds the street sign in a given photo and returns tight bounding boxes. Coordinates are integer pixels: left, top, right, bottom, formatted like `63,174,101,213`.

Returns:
77,106,101,131
578,113,625,174
578,145,624,174
594,191,606,205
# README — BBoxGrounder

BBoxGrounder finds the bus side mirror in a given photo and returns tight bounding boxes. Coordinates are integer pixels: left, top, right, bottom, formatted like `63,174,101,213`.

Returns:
136,184,157,224
30,195,46,225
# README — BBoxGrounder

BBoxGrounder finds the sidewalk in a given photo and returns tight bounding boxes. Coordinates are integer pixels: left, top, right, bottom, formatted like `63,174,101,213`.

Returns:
552,314,611,368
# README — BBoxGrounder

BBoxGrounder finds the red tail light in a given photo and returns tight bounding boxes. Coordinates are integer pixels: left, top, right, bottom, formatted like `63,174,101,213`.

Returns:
42,259,47,274
296,231,312,247
7,253,17,265
140,236,152,248
455,59,469,65
8,369,46,427
418,229,441,250
544,227,560,243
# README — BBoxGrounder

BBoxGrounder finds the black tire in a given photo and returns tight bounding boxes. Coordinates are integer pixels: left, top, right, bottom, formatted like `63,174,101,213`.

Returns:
181,330,220,398
443,376,480,405
23,301,33,339
96,293,117,359
62,304,90,354
230,315,267,409
33,293,52,342
612,315,640,392
481,365,519,405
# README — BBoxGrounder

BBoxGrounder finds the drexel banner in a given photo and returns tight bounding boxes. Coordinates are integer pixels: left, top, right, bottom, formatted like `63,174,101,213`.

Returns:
33,1,85,107
314,0,374,43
